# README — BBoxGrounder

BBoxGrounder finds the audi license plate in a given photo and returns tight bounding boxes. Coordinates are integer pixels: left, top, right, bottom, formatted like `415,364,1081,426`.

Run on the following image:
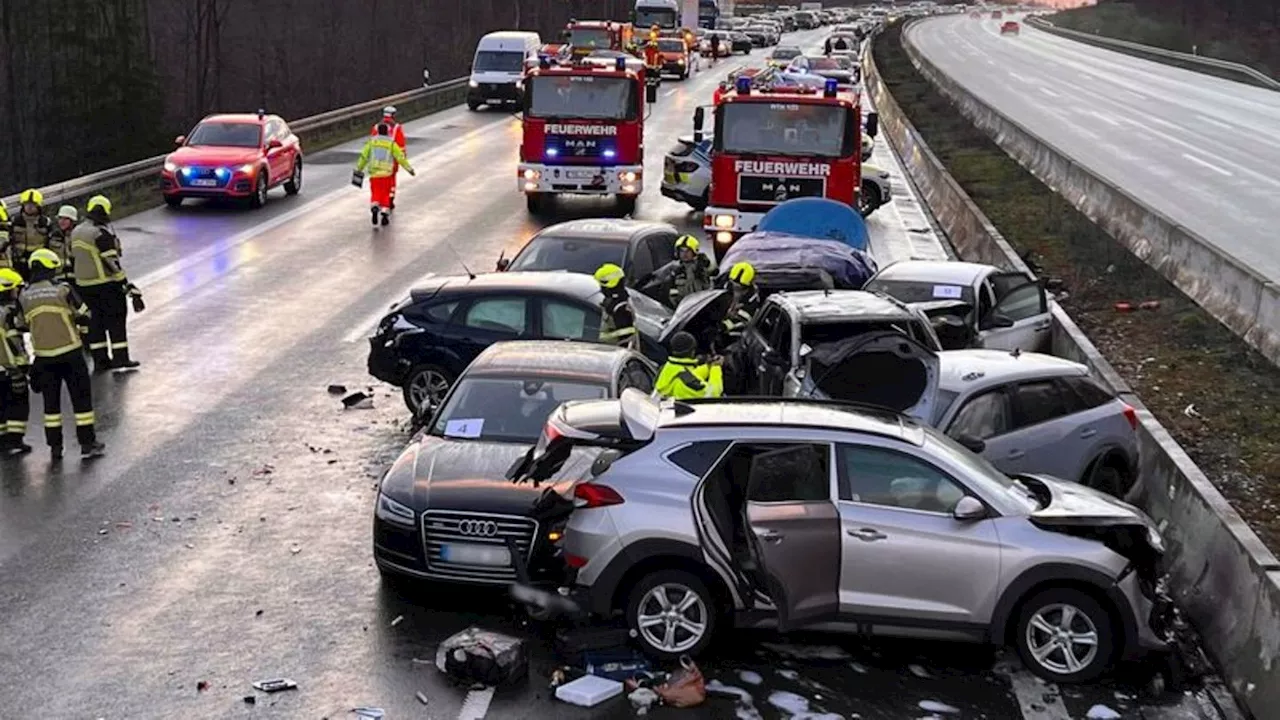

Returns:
191,179,218,187
441,543,511,567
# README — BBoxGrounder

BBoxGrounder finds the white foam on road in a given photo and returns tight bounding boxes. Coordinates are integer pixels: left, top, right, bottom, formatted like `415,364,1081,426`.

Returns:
919,699,961,714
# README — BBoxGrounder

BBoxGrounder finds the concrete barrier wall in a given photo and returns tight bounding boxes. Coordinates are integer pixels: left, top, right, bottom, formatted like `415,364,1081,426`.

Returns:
894,23,1280,375
866,27,1280,719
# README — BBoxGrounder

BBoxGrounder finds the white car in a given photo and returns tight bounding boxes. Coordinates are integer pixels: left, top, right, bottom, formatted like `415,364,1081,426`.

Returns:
661,135,713,211
864,260,1052,352
860,163,891,217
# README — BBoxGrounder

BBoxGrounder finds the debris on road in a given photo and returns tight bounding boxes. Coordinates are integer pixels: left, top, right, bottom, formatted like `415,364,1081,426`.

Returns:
415,691,429,705
655,656,705,708
327,384,348,395
737,670,763,685
767,689,837,718
778,669,800,680
628,687,659,715
290,545,302,555
919,699,960,714
251,678,298,693
242,695,255,705
411,657,433,665
97,528,108,535
352,707,385,718
342,391,374,409
908,663,932,678
760,643,851,661
1086,705,1122,720
196,680,209,692
584,648,650,682
556,673,624,707
436,626,528,687
252,464,274,476
390,615,403,627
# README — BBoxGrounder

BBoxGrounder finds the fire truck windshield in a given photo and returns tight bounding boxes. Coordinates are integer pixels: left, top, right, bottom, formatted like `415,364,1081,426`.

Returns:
718,102,853,159
635,8,678,29
527,75,637,121
568,28,613,49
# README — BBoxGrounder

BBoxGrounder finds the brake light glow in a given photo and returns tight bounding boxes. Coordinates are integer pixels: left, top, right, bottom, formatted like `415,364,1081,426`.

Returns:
565,553,589,568
573,482,625,508
1122,404,1139,430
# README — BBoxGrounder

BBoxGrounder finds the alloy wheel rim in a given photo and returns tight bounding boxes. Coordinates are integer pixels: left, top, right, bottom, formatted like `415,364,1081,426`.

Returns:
257,175,267,203
1025,602,1099,676
408,370,450,412
292,163,301,188
636,583,708,654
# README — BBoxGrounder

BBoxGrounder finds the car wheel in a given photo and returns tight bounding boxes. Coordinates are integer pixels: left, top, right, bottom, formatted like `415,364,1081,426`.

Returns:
526,192,547,215
617,194,637,216
858,180,882,217
626,570,718,662
1014,587,1116,684
467,99,481,111
1085,458,1132,498
692,188,708,212
163,196,183,209
401,364,455,415
284,158,302,195
250,171,268,208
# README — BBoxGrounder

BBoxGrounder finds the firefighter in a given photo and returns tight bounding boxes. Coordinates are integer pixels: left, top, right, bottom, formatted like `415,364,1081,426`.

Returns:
71,195,141,371
0,203,11,271
594,263,638,350
720,261,762,344
10,189,52,274
48,205,80,278
644,35,663,78
655,331,723,400
662,234,712,308
370,106,406,210
354,123,416,227
19,249,104,460
0,269,31,455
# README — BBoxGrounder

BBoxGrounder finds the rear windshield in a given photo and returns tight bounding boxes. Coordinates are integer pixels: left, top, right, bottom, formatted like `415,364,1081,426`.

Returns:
508,235,627,276
771,47,801,59
868,279,976,305
474,50,526,73
187,122,260,148
433,377,609,444
807,57,843,70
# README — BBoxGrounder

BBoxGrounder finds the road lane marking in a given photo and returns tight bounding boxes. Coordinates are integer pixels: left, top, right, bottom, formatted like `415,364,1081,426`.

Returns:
1197,114,1235,131
457,686,495,720
998,664,1075,720
664,87,679,96
1008,71,1032,83
1182,153,1235,177
1038,87,1061,98
1088,110,1121,127
342,273,437,343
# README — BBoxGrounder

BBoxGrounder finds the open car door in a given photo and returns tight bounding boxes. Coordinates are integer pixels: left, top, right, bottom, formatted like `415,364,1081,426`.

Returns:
980,272,1050,352
743,445,840,632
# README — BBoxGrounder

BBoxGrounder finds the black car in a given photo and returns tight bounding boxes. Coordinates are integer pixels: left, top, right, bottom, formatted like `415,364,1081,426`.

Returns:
498,219,685,291
374,340,657,588
726,32,754,54
367,272,671,413
742,28,771,47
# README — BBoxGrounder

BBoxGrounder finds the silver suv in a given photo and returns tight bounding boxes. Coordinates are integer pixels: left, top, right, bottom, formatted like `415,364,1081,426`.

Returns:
514,390,1169,684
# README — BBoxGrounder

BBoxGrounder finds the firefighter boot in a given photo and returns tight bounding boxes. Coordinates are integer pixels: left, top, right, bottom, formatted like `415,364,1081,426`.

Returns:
380,211,391,227
81,441,106,460
4,431,32,456
92,349,112,374
112,346,140,370
371,206,380,226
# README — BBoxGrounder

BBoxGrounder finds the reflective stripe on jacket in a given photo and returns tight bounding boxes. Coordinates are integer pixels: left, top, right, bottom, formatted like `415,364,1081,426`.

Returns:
19,280,89,358
11,213,50,257
0,304,28,369
655,356,723,399
357,137,413,178
70,222,124,287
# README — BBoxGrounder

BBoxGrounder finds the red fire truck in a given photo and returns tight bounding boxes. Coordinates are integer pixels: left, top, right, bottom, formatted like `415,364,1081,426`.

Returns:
696,73,876,257
561,19,634,58
519,54,657,215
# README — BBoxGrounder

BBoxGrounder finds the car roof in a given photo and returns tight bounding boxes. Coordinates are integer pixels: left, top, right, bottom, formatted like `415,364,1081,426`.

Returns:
773,290,915,322
659,398,925,445
938,349,1088,392
532,219,673,244
410,271,600,302
874,260,995,286
201,114,272,125
465,340,636,383
772,45,801,52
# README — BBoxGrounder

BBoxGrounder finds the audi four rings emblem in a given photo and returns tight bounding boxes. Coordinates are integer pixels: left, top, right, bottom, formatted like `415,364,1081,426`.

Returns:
457,520,499,537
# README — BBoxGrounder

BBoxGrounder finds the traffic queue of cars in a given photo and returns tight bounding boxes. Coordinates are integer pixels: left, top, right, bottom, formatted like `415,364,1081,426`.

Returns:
366,6,1170,688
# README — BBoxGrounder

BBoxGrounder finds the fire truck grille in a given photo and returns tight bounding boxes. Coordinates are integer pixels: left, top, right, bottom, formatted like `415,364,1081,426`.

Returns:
737,175,826,205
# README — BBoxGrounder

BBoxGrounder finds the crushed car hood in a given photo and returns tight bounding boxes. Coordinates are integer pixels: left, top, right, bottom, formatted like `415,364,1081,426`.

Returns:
1021,473,1156,528
796,331,939,421
405,435,600,517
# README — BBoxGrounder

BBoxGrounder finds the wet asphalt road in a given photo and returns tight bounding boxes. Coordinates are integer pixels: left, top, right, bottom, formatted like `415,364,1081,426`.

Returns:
0,27,1216,720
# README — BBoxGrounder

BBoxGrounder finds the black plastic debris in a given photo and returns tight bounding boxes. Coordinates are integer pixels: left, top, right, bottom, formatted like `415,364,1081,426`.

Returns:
252,678,297,693
327,384,348,395
243,695,256,705
342,392,374,409
435,627,528,687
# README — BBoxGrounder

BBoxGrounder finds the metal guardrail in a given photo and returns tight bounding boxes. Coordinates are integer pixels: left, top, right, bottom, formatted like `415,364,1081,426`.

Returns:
1,77,468,212
1025,16,1280,91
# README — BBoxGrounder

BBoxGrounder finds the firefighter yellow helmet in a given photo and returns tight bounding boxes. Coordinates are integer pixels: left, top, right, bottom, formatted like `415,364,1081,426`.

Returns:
728,261,756,286
675,234,700,253
19,188,43,206
28,248,62,270
594,263,626,289
0,269,23,291
87,195,113,216
0,204,8,222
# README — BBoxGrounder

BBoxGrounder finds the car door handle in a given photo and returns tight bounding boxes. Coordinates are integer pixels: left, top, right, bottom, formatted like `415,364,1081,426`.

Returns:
757,529,784,544
1007,450,1025,460
1034,320,1051,330
847,528,886,542
1079,429,1097,439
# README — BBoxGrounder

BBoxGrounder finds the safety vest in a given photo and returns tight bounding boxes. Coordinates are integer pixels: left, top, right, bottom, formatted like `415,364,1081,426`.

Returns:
0,304,28,370
721,290,761,338
70,222,123,287
357,137,413,179
655,356,723,399
18,280,87,358
0,226,11,270
10,212,50,257
599,295,638,348
667,260,712,307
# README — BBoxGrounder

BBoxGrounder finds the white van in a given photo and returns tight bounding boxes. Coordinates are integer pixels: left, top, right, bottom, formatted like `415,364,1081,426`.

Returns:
468,31,542,111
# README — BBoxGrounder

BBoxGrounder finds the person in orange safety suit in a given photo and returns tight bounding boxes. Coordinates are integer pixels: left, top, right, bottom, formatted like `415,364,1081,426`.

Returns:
369,106,407,210
354,123,416,228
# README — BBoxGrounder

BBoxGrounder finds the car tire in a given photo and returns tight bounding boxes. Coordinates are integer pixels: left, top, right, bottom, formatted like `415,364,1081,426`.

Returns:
163,196,183,209
526,192,547,215
467,99,481,111
617,194,637,216
858,180,882,217
401,364,455,416
692,189,708,212
1014,587,1116,684
284,158,302,195
626,569,718,662
1085,457,1132,498
249,171,268,209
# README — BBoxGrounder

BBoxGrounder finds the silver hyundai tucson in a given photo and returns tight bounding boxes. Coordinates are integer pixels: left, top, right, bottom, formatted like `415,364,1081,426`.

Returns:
511,390,1171,684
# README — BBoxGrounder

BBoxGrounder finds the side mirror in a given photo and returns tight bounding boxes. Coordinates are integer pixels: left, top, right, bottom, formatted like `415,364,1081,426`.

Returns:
267,138,283,150
174,135,186,146
646,81,658,104
984,314,1015,330
496,257,511,272
953,496,986,521
423,69,431,87
865,112,879,138
953,434,987,454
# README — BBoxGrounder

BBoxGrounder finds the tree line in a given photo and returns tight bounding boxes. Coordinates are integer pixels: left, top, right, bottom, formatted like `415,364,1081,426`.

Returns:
1091,0,1279,73
1,0,632,195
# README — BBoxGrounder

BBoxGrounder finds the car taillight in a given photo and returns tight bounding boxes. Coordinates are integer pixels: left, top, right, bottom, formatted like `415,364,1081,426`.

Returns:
1122,403,1139,430
574,482,625,508
565,552,589,569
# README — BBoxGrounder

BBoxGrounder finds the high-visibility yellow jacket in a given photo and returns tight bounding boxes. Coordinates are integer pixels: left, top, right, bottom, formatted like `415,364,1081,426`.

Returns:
655,356,723,399
70,221,127,287
18,279,90,359
0,303,28,370
357,137,414,179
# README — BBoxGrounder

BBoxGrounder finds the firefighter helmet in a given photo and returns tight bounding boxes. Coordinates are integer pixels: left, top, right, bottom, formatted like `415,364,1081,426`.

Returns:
28,248,62,270
0,204,8,222
0,269,23,291
383,105,397,117
87,195,112,216
594,263,626,289
728,261,756,286
675,234,700,254
57,205,79,222
19,188,43,206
